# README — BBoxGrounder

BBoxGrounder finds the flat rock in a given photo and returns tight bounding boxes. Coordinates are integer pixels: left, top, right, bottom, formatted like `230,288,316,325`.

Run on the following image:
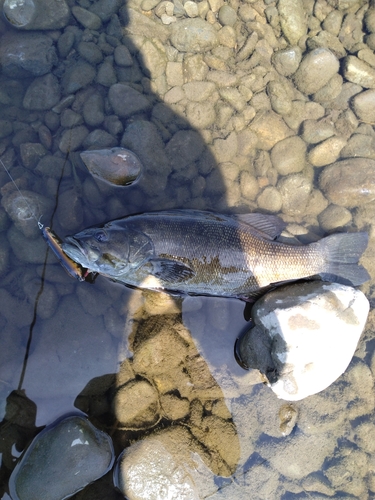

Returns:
23,74,61,111
3,0,70,30
250,110,293,150
294,49,339,95
108,83,151,118
114,427,218,499
277,0,306,45
170,18,218,53
0,32,57,77
270,136,306,175
80,147,142,186
308,136,347,167
242,282,369,401
61,61,96,95
319,158,375,207
343,56,375,89
9,415,114,500
351,89,375,123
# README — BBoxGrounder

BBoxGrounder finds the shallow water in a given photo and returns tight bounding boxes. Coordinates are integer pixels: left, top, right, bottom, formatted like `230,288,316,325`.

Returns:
0,0,375,498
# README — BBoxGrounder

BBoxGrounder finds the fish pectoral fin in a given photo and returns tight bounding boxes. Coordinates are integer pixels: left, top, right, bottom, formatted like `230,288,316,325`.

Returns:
149,258,195,283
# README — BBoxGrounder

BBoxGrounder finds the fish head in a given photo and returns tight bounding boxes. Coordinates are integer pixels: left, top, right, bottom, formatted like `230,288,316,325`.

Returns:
61,222,153,278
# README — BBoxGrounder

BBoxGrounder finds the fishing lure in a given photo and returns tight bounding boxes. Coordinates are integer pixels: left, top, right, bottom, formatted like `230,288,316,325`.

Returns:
41,225,86,281
1,158,87,282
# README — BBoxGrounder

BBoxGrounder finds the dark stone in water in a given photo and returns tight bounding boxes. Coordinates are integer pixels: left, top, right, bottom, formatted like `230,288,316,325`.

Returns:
9,414,114,500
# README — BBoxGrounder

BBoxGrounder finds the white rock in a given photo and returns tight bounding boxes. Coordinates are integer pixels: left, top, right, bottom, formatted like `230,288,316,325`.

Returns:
250,282,369,401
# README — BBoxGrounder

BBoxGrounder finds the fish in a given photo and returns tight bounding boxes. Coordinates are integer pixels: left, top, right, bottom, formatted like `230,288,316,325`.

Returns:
61,210,370,301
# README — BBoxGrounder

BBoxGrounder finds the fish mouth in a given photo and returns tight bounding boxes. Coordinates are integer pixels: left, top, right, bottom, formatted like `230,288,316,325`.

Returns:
61,237,88,263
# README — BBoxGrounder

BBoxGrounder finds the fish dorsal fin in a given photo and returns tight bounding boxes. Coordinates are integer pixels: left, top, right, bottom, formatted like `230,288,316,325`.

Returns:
149,258,195,283
233,213,286,240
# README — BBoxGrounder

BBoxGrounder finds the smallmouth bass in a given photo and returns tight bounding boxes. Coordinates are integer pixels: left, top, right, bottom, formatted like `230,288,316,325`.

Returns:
61,210,370,301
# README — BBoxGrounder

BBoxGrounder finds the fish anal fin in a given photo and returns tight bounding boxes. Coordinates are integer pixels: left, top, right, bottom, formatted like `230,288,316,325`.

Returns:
149,258,195,283
233,213,286,240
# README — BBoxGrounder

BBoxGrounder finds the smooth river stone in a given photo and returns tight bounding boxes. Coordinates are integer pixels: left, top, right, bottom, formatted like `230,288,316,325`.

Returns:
170,18,218,53
3,0,70,30
293,48,339,95
319,158,375,207
241,282,369,401
9,415,114,500
80,147,142,186
277,0,306,45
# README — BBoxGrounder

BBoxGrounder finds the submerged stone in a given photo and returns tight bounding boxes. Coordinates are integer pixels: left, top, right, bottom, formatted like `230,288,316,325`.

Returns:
80,147,142,187
3,0,70,30
319,158,375,208
9,414,114,500
238,282,369,401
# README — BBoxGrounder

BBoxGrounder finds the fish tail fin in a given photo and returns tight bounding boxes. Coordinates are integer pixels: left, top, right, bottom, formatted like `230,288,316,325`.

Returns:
316,232,370,286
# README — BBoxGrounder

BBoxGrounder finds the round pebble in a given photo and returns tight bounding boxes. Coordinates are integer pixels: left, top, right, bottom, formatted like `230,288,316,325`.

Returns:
218,5,237,27
294,49,340,95
270,136,306,175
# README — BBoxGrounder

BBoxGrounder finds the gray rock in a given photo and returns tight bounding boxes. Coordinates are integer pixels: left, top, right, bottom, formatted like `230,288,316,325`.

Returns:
313,73,343,103
114,427,214,499
308,136,347,167
351,89,375,123
112,379,160,429
294,49,340,95
277,0,306,45
0,32,57,77
121,120,170,196
59,125,89,154
0,120,13,139
270,136,306,175
9,415,114,500
77,41,104,65
108,83,151,118
82,130,117,149
20,143,47,169
278,173,312,216
319,158,375,207
61,61,96,95
340,133,375,160
318,204,352,231
72,6,102,29
3,0,70,30
170,18,218,53
1,190,53,238
7,224,48,264
246,282,369,401
365,8,375,34
250,110,293,150
23,74,61,111
89,0,123,23
218,5,237,26
80,147,142,186
323,10,343,36
272,46,302,76
60,109,83,128
96,57,117,87
57,31,75,59
165,130,205,172
114,45,133,67
56,188,83,231
82,93,105,127
257,186,283,213
120,7,169,43
301,119,335,144
342,56,375,89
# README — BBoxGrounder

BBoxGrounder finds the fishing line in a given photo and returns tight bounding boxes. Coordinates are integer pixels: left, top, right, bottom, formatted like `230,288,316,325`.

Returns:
0,148,74,391
0,158,44,230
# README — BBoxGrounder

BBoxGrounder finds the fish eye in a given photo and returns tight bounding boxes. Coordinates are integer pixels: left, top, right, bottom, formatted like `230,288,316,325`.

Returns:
94,229,108,243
